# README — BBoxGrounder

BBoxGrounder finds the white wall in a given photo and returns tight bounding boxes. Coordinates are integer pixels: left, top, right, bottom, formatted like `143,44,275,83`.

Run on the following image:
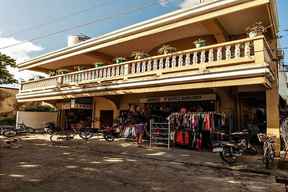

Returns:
17,111,58,129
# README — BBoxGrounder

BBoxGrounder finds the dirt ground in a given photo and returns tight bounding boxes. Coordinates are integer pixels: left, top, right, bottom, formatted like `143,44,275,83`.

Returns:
0,134,284,192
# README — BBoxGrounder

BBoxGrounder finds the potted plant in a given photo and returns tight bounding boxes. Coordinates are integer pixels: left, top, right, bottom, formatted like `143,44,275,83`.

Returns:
246,21,265,38
158,44,177,55
194,38,206,48
113,57,126,64
130,51,149,60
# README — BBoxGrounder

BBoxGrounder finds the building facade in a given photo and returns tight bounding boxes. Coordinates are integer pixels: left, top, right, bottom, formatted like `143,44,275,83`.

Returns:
17,0,286,153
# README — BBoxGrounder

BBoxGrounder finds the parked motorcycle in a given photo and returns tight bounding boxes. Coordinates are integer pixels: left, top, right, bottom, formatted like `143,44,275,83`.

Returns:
3,123,35,137
257,133,275,168
79,125,120,141
213,130,257,164
44,122,61,135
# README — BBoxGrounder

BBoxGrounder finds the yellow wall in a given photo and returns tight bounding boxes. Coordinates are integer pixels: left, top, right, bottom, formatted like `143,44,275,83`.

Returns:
93,97,119,128
0,88,17,116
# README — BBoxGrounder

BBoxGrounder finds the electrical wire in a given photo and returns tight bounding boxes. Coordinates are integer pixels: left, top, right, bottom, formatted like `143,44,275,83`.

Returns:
1,0,115,38
0,0,159,51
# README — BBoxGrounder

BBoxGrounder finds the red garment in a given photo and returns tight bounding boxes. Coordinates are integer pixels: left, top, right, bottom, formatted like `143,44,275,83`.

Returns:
176,131,184,145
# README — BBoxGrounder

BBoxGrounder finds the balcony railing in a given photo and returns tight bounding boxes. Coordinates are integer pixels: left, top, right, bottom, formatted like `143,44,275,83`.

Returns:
20,36,272,93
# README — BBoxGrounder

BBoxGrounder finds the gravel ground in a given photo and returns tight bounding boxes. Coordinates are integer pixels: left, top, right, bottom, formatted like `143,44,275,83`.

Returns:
0,134,284,192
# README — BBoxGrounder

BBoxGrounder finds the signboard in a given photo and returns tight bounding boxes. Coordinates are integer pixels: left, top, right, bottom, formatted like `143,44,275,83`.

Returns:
61,103,92,110
139,94,216,104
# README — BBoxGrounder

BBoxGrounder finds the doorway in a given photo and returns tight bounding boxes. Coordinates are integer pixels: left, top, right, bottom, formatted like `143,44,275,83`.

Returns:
100,110,114,128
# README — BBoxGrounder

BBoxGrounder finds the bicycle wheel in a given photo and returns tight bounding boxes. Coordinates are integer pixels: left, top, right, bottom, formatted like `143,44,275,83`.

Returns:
220,146,239,164
79,130,93,140
104,134,114,142
3,130,17,138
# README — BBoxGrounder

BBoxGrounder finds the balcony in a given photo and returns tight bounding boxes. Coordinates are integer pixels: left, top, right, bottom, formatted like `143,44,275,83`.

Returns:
17,36,275,102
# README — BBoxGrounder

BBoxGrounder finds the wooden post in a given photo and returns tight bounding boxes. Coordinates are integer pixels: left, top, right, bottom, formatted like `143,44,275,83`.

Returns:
266,80,281,156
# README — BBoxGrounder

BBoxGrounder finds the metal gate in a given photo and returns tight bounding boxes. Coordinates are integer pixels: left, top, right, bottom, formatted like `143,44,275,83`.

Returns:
149,120,171,149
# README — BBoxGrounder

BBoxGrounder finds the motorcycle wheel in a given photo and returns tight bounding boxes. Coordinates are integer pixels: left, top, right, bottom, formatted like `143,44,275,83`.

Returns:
3,130,17,137
79,130,93,140
46,128,54,135
220,146,239,164
104,134,114,142
264,150,274,169
245,145,258,155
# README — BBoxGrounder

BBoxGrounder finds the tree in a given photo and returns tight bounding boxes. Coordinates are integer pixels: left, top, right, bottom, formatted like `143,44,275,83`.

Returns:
0,52,17,84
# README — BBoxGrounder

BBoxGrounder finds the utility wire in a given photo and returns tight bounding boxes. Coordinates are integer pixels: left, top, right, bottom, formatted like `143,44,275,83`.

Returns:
1,0,115,38
0,0,159,50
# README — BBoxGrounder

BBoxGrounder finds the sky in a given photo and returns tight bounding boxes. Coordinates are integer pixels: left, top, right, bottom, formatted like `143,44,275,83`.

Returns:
0,0,287,81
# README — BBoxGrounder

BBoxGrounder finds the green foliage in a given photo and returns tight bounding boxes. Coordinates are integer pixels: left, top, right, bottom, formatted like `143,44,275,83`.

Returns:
0,116,16,125
23,105,56,112
0,52,17,85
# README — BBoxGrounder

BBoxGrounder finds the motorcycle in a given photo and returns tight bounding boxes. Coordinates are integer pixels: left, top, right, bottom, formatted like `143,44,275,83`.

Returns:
257,133,275,168
213,130,257,164
3,123,35,137
79,125,121,141
44,122,61,135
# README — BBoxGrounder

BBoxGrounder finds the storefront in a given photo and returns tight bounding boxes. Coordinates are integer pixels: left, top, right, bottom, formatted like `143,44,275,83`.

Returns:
56,98,93,130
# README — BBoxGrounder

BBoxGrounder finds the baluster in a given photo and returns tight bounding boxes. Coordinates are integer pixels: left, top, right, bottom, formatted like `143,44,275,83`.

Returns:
178,54,183,66
165,57,170,68
225,46,231,60
119,65,124,75
136,62,141,73
147,60,152,71
208,49,214,62
107,67,111,77
131,63,136,73
95,70,99,78
244,42,251,57
159,58,164,69
111,67,115,77
217,47,222,61
171,56,177,68
200,50,206,63
192,52,197,64
235,44,241,58
115,66,119,76
153,59,158,70
142,61,146,72
99,69,103,78
185,53,191,65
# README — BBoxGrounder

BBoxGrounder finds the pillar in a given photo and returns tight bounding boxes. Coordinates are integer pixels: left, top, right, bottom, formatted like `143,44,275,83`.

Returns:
266,81,281,156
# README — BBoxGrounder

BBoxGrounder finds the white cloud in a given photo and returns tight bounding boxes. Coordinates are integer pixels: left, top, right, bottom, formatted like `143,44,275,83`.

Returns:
0,35,47,81
159,0,169,6
179,0,202,8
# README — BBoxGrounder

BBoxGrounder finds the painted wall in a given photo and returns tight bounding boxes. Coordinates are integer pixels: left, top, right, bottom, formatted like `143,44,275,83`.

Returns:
0,88,17,116
17,111,57,129
93,97,119,128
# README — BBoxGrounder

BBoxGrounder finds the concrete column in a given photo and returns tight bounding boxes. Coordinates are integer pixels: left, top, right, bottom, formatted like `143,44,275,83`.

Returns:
266,81,281,156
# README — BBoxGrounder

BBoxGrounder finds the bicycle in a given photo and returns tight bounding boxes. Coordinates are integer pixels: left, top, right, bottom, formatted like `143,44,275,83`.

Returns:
257,133,275,169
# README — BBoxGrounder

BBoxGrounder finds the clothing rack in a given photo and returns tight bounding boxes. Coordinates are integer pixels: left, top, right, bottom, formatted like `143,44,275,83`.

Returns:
149,120,171,149
168,112,231,150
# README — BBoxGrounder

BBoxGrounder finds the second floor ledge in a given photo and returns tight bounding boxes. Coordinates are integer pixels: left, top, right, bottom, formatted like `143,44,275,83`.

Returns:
18,36,276,98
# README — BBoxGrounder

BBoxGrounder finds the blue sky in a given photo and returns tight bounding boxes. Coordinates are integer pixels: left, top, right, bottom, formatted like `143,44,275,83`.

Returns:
0,0,287,80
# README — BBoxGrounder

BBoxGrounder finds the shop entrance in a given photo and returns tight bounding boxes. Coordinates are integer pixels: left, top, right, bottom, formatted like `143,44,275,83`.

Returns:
100,110,113,128
57,97,93,130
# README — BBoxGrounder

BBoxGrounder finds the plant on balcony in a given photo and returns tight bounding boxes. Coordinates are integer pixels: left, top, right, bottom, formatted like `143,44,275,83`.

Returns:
113,57,126,64
193,38,206,48
158,44,177,55
130,51,149,60
48,70,56,76
246,21,265,38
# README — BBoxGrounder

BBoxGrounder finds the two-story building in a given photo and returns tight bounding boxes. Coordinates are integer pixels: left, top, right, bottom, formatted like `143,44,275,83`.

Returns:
17,0,284,153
